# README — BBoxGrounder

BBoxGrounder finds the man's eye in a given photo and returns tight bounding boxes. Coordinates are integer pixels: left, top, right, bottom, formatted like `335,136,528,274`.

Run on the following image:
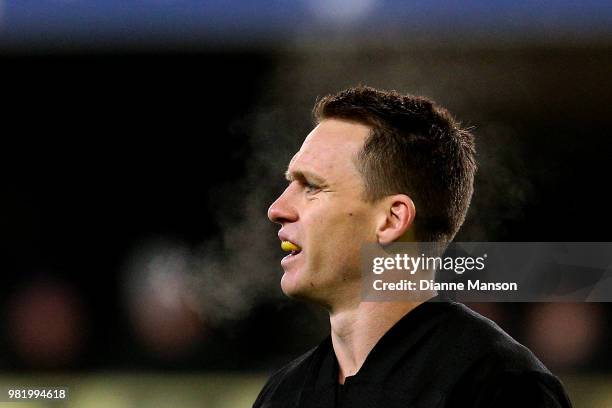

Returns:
304,182,321,194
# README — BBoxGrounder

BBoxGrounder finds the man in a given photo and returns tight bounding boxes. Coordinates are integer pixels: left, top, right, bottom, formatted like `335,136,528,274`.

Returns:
255,86,572,407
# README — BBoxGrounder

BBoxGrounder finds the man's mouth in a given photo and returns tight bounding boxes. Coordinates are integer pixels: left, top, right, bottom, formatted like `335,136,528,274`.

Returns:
281,241,302,256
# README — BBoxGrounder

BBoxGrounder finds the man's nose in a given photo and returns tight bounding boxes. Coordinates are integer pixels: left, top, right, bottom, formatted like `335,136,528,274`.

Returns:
267,186,298,224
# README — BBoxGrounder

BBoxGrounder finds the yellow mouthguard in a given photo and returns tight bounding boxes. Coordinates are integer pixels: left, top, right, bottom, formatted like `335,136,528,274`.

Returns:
281,241,301,252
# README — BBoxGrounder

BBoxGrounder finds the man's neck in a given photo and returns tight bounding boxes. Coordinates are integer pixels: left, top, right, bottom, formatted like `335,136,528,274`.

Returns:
329,300,426,384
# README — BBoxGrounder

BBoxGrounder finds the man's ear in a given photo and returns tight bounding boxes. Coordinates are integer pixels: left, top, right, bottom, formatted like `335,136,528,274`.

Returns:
375,194,416,245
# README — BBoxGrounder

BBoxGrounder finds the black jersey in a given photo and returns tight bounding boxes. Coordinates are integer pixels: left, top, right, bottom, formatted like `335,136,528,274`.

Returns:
253,297,572,408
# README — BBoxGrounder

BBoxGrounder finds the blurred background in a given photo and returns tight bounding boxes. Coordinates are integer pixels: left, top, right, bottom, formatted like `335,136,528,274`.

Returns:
1,1,612,407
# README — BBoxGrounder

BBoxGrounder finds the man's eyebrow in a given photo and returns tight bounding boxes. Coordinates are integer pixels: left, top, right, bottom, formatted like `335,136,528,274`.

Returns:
284,169,327,185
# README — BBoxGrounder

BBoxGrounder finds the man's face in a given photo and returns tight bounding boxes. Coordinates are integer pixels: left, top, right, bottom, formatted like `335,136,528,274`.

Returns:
267,119,379,308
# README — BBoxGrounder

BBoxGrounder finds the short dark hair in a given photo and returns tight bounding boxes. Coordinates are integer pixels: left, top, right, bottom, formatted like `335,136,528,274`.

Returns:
313,86,476,243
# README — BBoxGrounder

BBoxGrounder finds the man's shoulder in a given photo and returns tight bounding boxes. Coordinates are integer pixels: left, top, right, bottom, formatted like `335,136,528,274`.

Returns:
434,301,572,407
438,300,549,372
252,339,326,408
268,343,321,381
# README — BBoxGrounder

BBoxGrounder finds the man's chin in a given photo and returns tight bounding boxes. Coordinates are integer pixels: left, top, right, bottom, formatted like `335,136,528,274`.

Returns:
280,272,301,296
280,274,336,309
280,272,314,299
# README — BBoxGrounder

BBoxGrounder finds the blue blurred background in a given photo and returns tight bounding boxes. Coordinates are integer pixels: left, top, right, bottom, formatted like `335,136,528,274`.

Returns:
1,1,612,407
2,0,612,46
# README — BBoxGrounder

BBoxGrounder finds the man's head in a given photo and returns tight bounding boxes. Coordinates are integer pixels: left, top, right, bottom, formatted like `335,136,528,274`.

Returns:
268,86,475,308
